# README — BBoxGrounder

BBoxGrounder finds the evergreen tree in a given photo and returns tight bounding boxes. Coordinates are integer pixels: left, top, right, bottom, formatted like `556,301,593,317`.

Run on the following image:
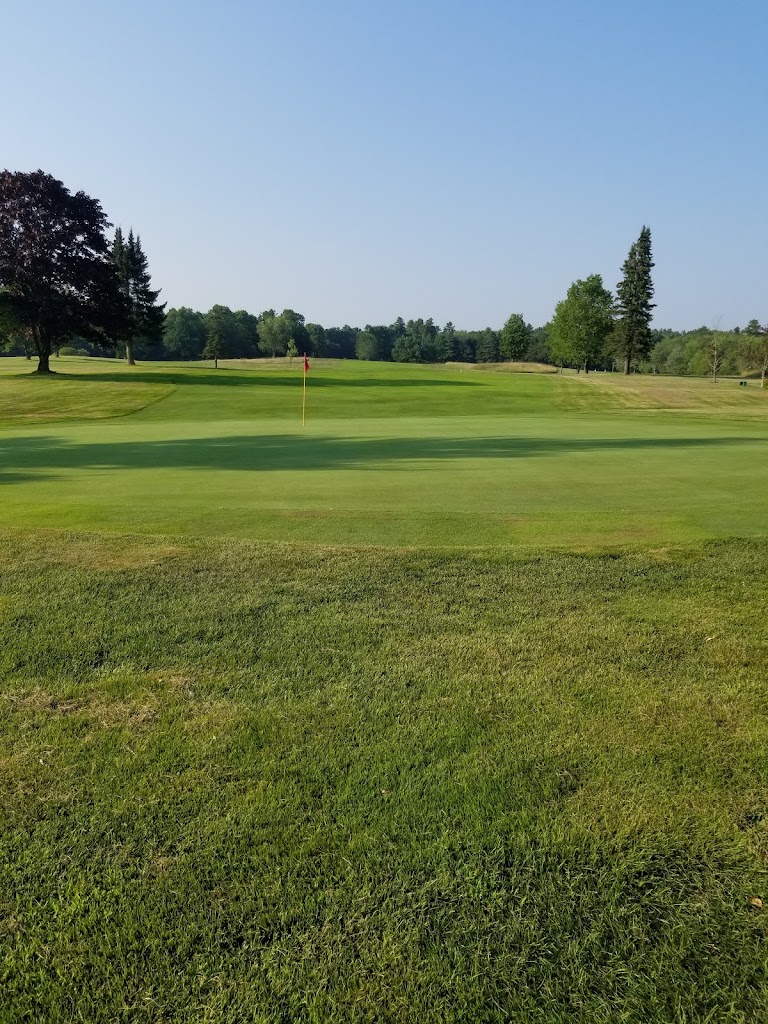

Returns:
390,319,440,363
614,226,655,374
113,228,165,364
391,317,406,339
475,328,500,363
440,322,458,362
203,304,233,368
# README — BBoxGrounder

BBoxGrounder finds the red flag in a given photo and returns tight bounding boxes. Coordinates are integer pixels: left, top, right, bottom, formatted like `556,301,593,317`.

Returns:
304,354,310,373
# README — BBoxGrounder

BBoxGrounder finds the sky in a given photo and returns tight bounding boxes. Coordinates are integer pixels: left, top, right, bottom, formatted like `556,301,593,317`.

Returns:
3,0,766,330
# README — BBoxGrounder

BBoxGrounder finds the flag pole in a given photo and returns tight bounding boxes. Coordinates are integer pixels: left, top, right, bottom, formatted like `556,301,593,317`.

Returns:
302,353,307,427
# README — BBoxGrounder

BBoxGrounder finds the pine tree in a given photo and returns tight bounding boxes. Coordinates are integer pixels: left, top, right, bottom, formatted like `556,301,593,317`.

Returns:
614,226,655,374
113,228,166,365
475,328,500,363
203,305,232,369
440,322,458,362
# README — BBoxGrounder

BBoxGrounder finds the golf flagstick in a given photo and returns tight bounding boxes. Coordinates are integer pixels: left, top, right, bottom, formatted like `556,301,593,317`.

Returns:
302,353,310,426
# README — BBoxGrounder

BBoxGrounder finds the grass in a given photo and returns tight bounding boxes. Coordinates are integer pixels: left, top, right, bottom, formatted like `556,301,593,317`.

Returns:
1,356,768,1020
0,356,766,548
2,531,768,1022
0,361,174,423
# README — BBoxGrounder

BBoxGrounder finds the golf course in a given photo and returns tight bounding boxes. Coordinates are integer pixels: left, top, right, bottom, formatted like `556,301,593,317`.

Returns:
2,356,768,1022
2,357,767,547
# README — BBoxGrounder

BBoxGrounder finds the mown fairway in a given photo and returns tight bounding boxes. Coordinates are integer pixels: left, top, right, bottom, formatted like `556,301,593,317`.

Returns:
1,356,767,547
2,358,768,1022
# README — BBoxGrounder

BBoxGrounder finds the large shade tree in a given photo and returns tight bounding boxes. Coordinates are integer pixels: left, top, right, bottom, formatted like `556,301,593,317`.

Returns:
0,169,129,373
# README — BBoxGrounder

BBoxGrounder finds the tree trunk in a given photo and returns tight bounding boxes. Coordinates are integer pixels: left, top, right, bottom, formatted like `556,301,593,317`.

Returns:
126,340,136,366
214,356,218,369
762,365,766,389
584,363,589,374
34,330,54,374
36,349,52,374
623,355,631,374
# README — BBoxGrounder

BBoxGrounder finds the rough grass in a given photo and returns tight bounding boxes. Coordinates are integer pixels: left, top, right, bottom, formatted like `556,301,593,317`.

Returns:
1,530,768,1022
567,369,768,414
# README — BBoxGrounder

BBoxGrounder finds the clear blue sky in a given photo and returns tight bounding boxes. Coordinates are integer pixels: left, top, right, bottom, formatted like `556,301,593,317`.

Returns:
4,0,766,330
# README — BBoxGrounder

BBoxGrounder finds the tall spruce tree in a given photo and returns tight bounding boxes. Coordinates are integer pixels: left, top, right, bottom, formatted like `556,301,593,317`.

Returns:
113,228,165,365
614,226,655,374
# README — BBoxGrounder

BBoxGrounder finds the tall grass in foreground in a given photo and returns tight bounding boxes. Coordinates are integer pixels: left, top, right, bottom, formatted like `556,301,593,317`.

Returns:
1,531,767,1022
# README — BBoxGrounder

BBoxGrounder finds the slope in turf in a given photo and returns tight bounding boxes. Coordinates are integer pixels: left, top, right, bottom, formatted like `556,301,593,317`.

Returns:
0,356,766,547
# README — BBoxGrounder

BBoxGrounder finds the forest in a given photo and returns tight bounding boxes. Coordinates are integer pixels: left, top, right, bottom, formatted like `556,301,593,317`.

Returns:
5,304,766,383
1,173,766,383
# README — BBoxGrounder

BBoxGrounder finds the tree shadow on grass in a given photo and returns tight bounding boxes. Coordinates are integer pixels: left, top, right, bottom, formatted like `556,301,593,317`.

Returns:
0,433,764,482
23,370,484,390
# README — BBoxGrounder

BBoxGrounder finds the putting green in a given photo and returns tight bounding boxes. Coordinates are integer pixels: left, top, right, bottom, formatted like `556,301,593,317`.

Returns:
1,356,766,548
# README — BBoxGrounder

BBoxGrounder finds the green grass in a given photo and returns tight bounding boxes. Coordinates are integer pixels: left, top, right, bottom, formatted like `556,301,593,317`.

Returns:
2,356,768,1020
1,531,768,1022
0,356,766,548
0,360,174,423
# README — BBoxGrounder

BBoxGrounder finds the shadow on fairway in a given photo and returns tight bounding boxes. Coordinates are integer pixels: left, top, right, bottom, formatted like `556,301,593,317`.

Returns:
25,370,483,390
0,433,764,482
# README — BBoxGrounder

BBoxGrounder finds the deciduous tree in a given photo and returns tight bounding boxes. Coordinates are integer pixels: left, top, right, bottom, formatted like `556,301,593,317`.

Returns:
0,169,129,373
741,326,768,388
163,307,207,360
499,314,532,361
550,275,614,373
355,330,384,361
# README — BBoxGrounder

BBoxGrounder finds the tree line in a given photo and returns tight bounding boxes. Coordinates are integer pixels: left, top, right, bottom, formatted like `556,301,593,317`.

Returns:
1,171,766,384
